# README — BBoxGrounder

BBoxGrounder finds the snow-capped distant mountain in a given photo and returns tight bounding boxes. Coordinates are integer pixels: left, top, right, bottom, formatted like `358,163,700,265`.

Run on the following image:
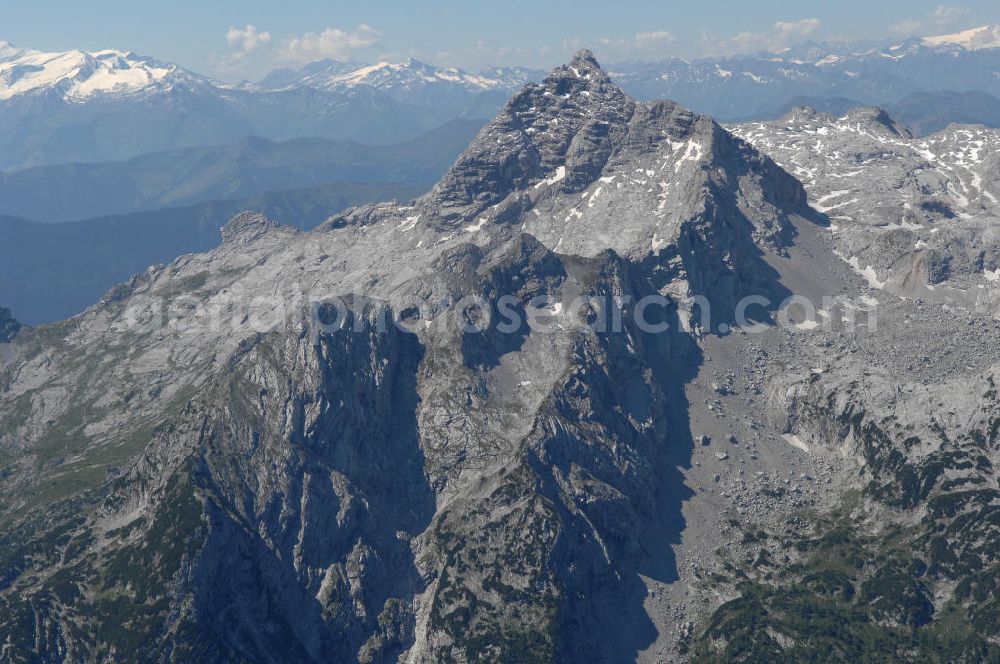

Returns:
0,42,208,101
476,66,542,88
279,58,507,92
610,31,1000,121
923,24,1000,51
252,58,543,121
0,43,540,171
259,58,541,94
256,58,364,89
0,42,253,170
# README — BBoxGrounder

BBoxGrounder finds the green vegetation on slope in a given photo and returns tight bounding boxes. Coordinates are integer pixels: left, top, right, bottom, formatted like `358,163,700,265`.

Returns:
689,408,1000,663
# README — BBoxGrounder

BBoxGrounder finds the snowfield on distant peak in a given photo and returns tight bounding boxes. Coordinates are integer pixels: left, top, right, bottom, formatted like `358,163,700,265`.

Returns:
0,43,186,100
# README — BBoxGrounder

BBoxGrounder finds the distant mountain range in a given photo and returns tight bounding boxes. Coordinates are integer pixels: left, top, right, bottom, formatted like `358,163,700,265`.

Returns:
0,41,203,101
0,117,486,323
5,28,1000,170
882,89,1000,135
0,43,533,171
0,119,482,222
259,57,540,97
610,28,1000,120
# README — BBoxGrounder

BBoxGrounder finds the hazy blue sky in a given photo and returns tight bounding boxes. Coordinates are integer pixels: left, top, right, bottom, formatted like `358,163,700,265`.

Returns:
4,1,1000,80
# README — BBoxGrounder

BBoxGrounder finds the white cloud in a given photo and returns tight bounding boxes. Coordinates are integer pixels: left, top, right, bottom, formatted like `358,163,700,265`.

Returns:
774,19,822,38
225,25,271,55
435,40,518,68
594,31,675,61
890,4,971,35
559,37,586,54
598,31,675,49
408,31,675,72
429,40,568,72
211,23,382,81
213,25,274,78
890,18,925,35
715,18,822,55
931,4,971,24
428,31,677,72
279,24,382,63
634,31,676,47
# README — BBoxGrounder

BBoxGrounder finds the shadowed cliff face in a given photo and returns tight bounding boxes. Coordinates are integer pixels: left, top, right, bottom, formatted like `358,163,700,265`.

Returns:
0,307,19,343
0,310,435,662
411,247,703,662
184,311,434,662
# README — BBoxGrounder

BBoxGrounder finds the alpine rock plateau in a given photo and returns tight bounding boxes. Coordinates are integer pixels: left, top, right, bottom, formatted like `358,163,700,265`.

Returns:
2,51,1000,663
731,107,1000,307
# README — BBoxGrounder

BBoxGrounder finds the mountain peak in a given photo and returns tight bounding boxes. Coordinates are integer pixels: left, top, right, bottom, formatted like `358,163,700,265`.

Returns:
220,210,283,244
842,106,912,138
779,105,913,139
430,50,633,214
548,49,612,86
400,56,432,68
425,46,805,265
570,49,601,68
923,24,1000,51
0,43,192,101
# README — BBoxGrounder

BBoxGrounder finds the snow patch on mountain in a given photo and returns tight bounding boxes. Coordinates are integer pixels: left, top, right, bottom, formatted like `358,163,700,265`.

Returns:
923,25,1000,51
0,43,198,100
264,57,536,93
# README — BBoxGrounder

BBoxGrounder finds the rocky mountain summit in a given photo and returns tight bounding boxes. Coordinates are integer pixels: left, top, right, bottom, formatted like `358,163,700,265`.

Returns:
2,51,1000,663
